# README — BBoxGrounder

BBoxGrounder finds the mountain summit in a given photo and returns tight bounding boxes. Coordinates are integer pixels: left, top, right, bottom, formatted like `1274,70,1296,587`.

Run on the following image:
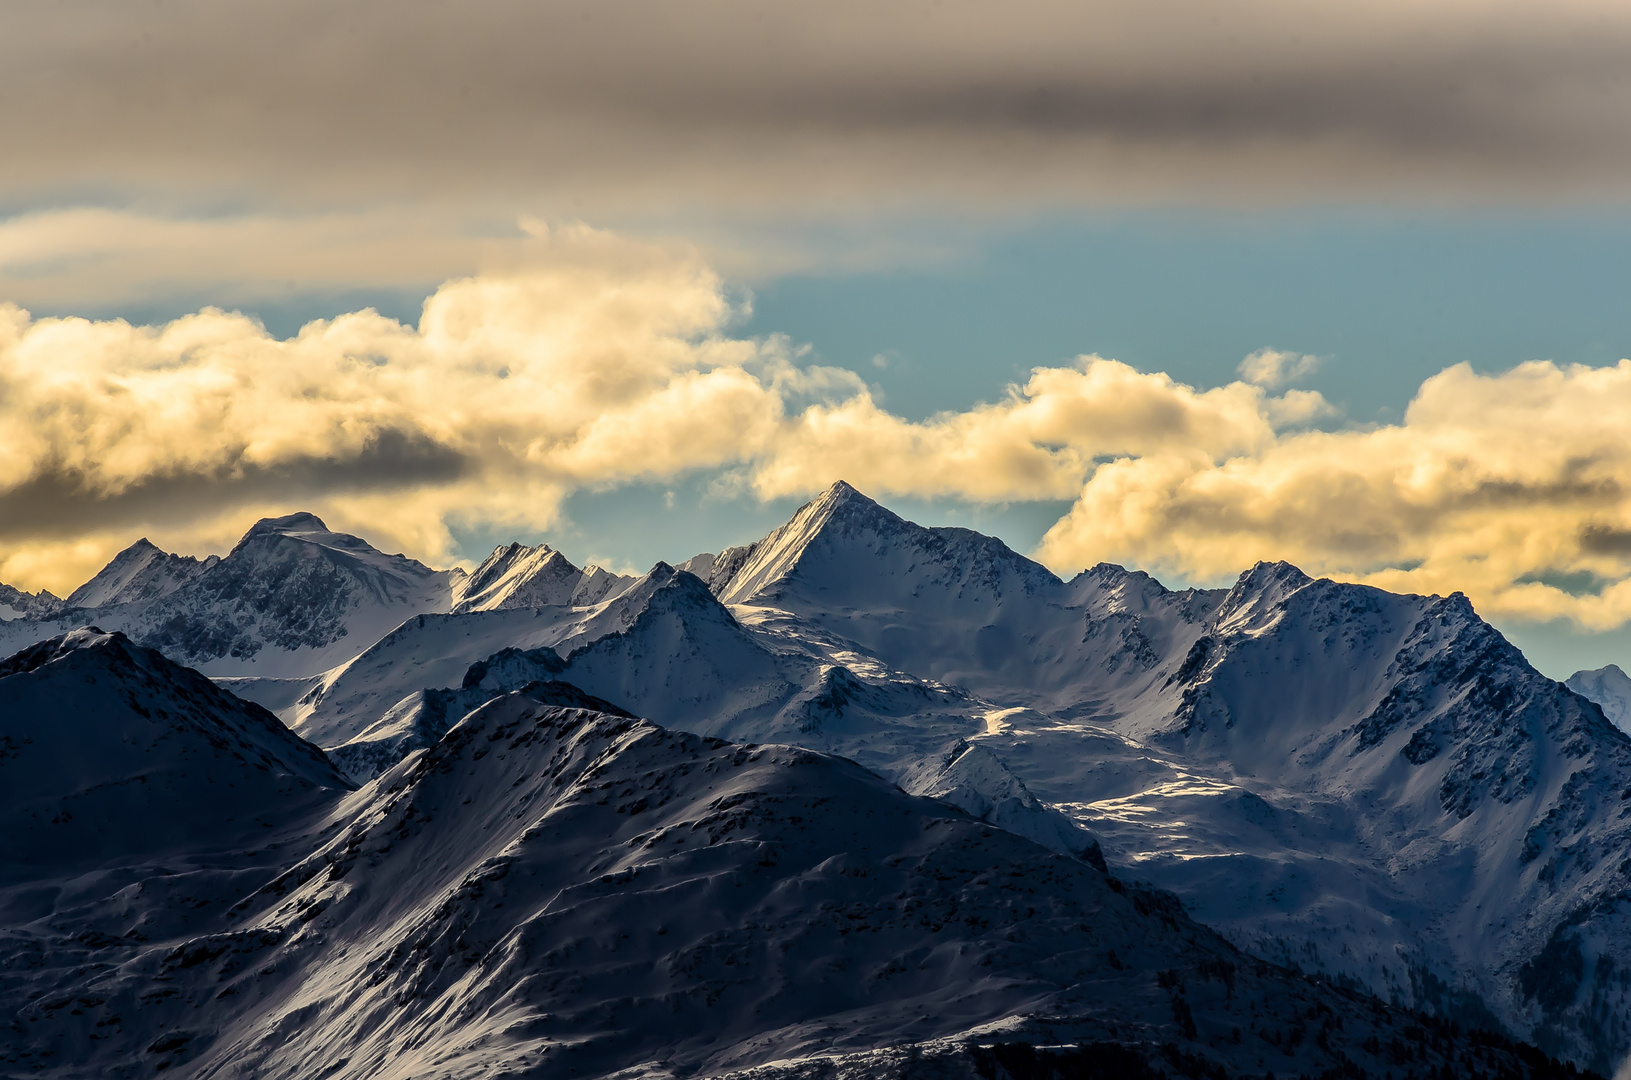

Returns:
0,516,462,677
713,480,1056,608
64,537,218,608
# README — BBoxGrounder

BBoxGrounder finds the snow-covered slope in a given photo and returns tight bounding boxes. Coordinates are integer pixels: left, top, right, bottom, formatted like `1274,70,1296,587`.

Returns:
0,684,1584,1079
691,483,1631,1071
280,561,1090,857
1087,564,1631,1070
284,563,755,750
0,628,347,870
0,581,62,623
451,541,636,613
708,481,1220,711
713,482,1064,693
63,538,218,608
899,738,1107,869
547,565,796,731
320,676,631,783
1566,663,1631,734
0,514,463,677
6,483,1630,1071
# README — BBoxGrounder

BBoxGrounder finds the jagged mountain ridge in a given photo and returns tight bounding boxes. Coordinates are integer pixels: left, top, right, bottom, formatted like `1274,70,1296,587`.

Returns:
1086,561,1631,1067
269,564,1095,858
0,514,463,677
63,538,219,608
683,484,1631,1071
451,540,636,613
0,675,1592,1080
0,581,62,622
711,481,1223,712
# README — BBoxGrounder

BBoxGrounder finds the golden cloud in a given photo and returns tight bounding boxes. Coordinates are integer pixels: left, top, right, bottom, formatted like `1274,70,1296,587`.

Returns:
1036,360,1631,628
5,226,1631,631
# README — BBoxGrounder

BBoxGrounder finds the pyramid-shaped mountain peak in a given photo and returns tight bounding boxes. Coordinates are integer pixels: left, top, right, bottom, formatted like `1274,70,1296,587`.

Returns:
806,478,899,526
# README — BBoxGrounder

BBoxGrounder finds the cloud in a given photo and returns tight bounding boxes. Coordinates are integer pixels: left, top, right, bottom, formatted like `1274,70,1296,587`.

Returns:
6,0,1631,217
0,207,507,311
0,226,1328,593
751,362,1321,503
8,227,1631,634
0,226,831,590
9,1,1631,315
1035,359,1631,629
1237,348,1321,389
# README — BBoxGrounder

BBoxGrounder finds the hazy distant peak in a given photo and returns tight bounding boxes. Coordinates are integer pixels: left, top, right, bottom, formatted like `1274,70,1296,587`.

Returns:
1233,559,1314,593
244,511,330,537
64,537,216,609
1566,662,1631,734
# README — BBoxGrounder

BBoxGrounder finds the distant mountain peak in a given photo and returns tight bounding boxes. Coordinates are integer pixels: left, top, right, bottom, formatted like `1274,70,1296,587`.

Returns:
0,581,64,621
714,479,1053,607
824,478,861,498
64,537,218,609
245,511,330,537
1209,559,1317,634
450,541,637,614
1567,662,1631,734
1234,559,1314,592
807,478,901,526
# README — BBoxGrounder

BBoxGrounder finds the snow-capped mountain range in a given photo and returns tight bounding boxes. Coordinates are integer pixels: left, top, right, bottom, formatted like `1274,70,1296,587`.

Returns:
0,629,1588,1079
2,481,1629,1075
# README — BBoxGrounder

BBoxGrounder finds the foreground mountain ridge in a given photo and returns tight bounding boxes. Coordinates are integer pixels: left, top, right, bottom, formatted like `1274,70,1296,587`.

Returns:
0,628,348,870
0,633,1597,1078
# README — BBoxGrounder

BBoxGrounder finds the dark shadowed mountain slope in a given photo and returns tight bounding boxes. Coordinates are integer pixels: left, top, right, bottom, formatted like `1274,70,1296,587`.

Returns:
0,688,1595,1079
0,628,348,871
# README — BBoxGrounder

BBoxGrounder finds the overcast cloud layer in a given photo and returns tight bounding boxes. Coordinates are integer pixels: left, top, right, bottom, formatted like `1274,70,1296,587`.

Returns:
5,227,1631,632
8,1,1631,307
9,0,1631,206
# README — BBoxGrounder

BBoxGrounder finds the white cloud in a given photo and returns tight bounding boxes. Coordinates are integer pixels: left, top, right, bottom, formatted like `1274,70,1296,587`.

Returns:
0,226,830,589
1237,348,1321,389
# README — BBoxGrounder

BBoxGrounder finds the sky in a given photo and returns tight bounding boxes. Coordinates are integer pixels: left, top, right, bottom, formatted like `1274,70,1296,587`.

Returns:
7,1,1631,676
